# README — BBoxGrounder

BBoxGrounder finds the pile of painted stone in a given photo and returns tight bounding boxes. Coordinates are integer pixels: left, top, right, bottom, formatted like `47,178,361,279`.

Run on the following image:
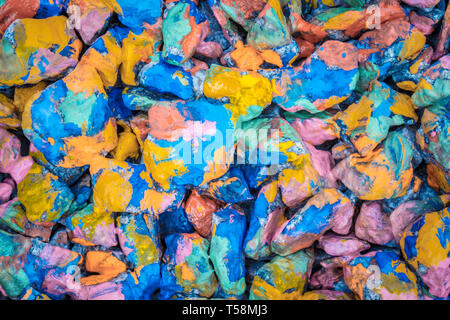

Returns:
0,0,449,300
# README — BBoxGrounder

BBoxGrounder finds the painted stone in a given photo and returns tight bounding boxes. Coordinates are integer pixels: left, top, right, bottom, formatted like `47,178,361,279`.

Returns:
332,131,415,200
400,208,450,298
1,0,449,302
249,248,314,300
210,204,247,296
142,98,235,190
271,188,355,256
160,233,217,299
0,16,82,87
339,250,421,300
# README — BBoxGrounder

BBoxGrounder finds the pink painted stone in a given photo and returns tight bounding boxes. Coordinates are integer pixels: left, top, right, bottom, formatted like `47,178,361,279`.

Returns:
409,11,435,35
305,142,337,188
317,234,370,257
0,183,13,202
440,54,450,69
74,282,125,300
355,201,394,245
433,9,449,61
330,200,355,235
390,201,420,243
39,243,82,267
421,258,450,298
196,41,223,59
292,118,337,146
0,128,34,184
76,6,112,45
42,269,81,297
310,260,344,289
261,207,286,246
401,0,440,9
